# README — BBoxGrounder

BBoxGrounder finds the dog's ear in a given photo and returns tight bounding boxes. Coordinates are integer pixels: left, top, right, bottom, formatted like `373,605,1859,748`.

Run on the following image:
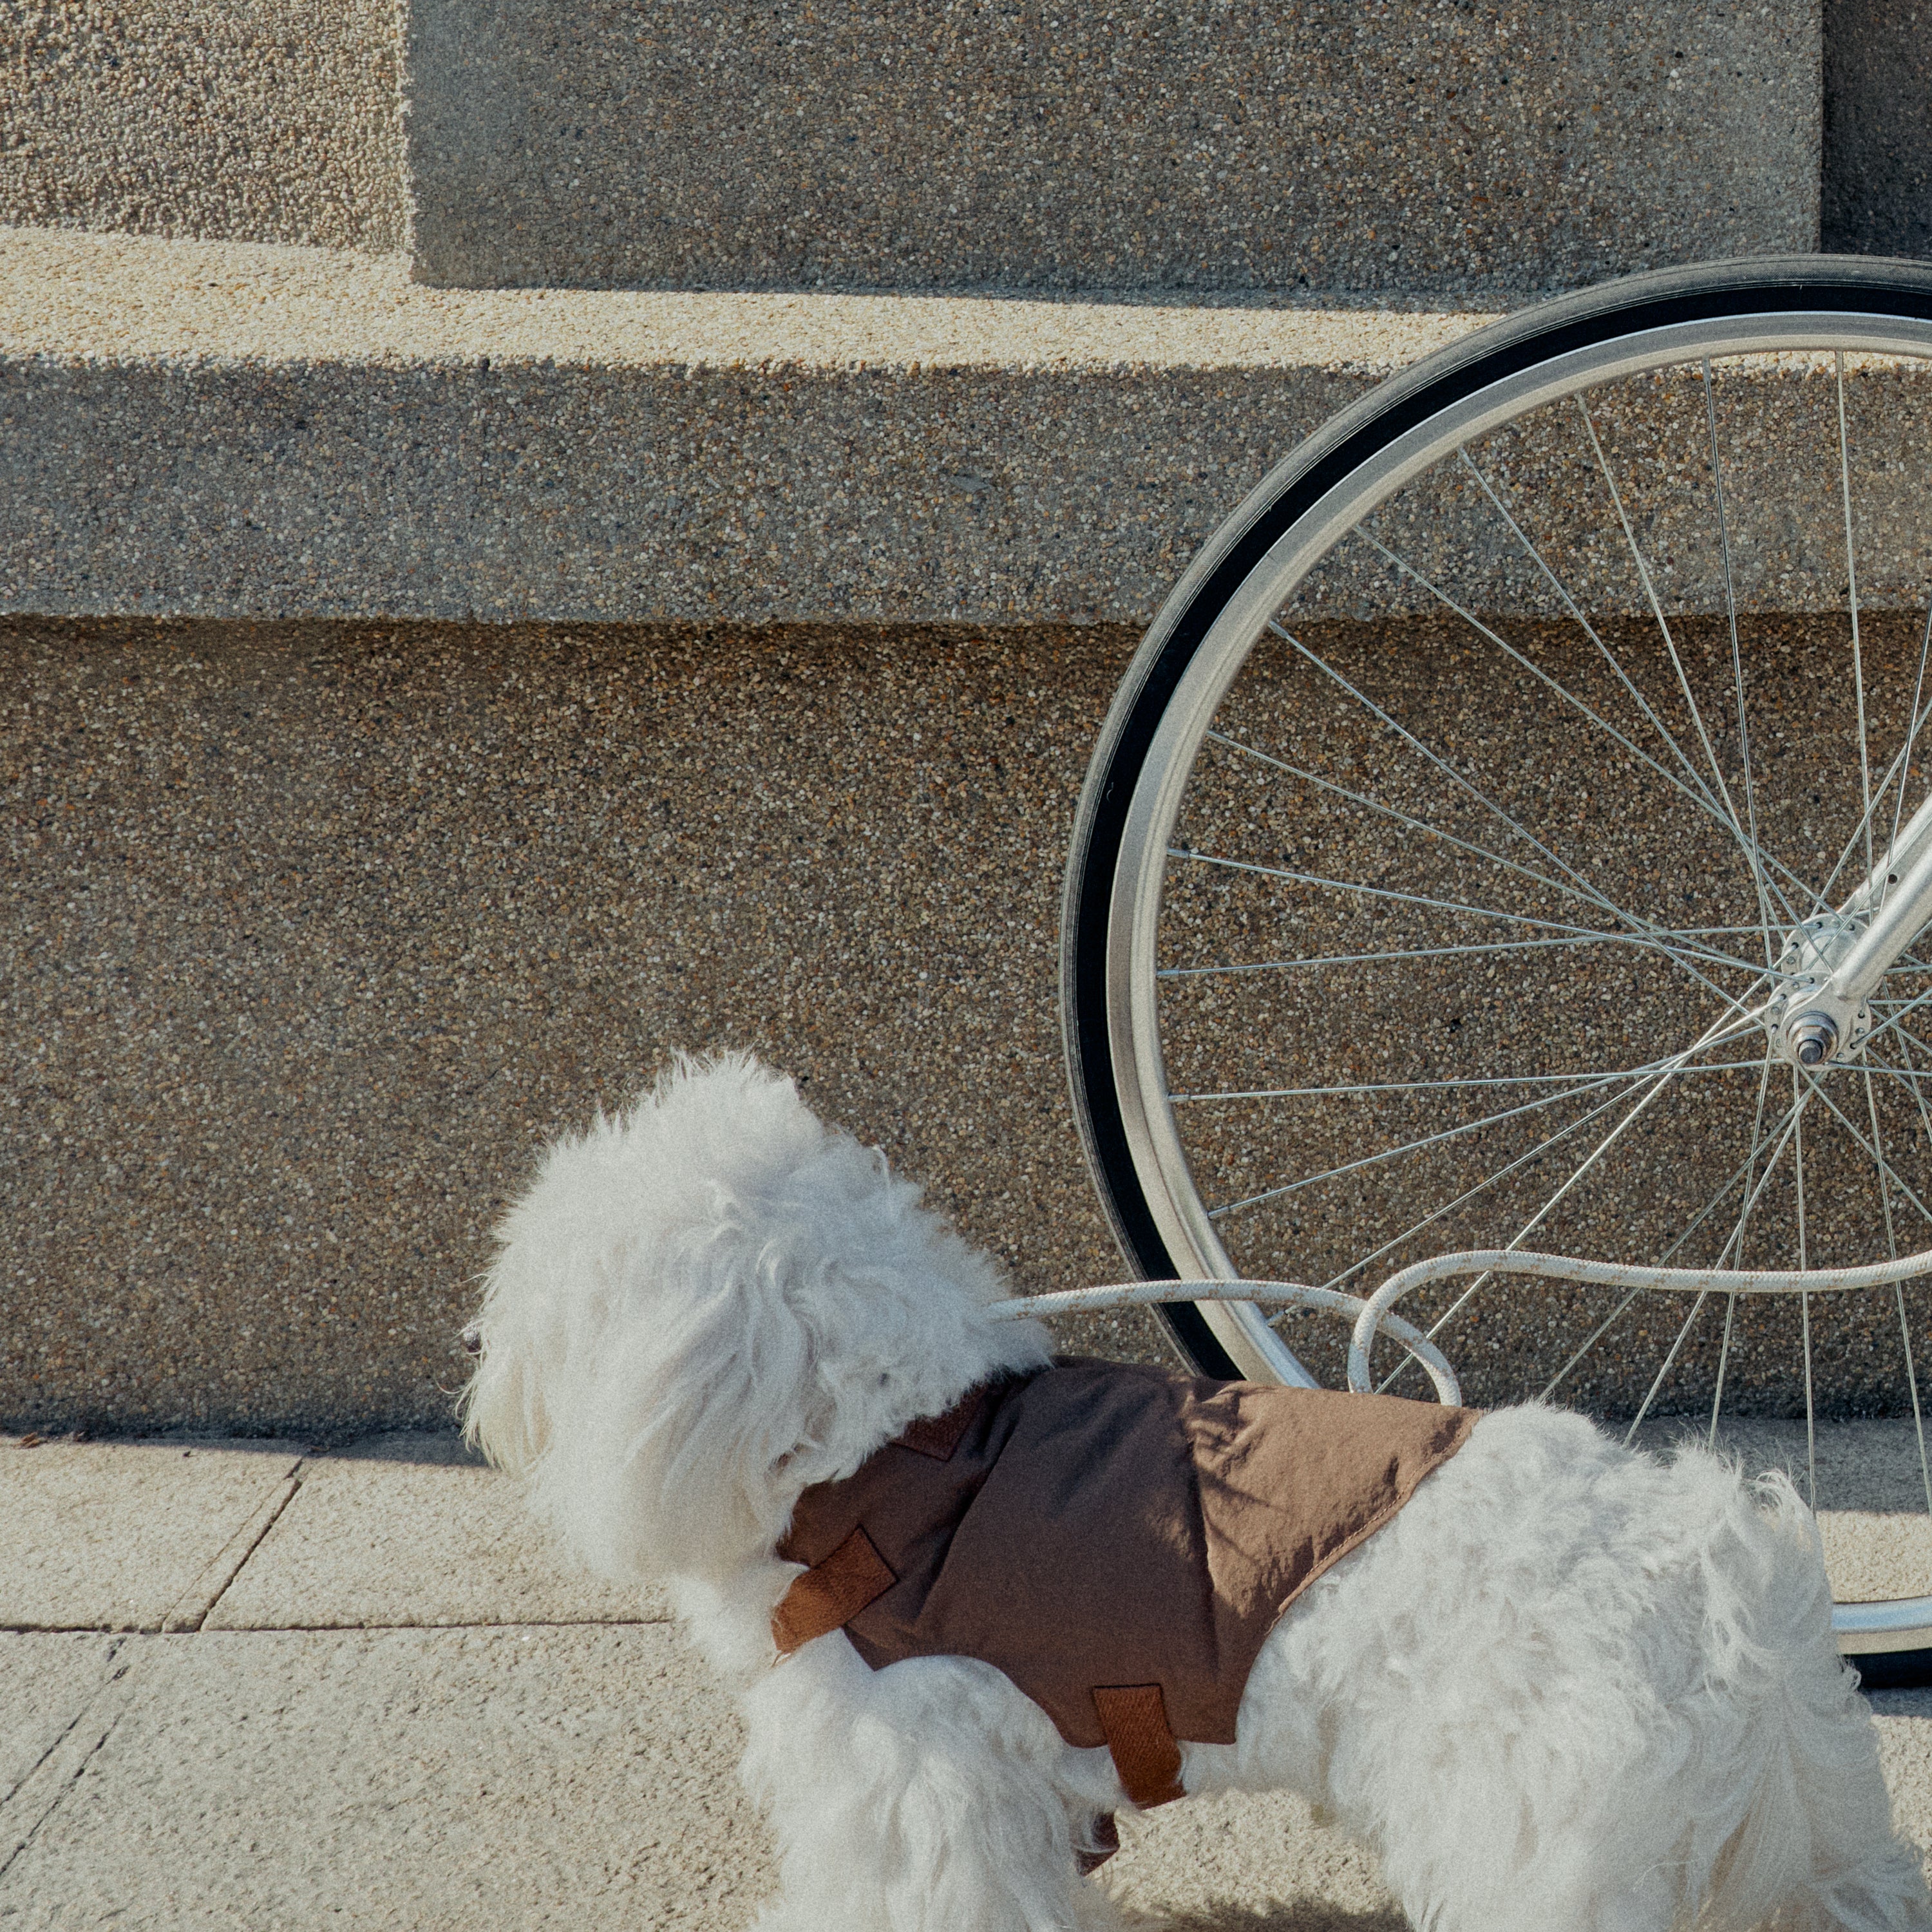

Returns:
517,1220,826,1586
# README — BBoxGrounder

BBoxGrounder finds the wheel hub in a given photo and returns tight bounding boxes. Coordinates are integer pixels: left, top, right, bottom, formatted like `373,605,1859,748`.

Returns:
1766,914,1874,1068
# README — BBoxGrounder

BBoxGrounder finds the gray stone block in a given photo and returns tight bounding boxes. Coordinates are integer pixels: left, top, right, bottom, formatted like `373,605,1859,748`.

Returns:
14,232,1932,634
1824,0,1932,257
0,230,1493,629
404,0,1821,295
0,1,404,254
0,611,1150,1437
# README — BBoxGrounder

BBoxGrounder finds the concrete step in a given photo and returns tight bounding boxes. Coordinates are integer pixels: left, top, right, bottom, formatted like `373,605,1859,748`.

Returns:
1,6,1819,296
12,225,1932,634
0,1,402,255
0,224,1497,629
1824,0,1932,257
0,603,1169,1437
1,1432,1929,1929
405,0,1820,296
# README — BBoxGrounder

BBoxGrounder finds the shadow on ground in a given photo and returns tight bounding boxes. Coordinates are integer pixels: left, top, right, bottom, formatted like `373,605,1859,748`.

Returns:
1154,1906,1406,1932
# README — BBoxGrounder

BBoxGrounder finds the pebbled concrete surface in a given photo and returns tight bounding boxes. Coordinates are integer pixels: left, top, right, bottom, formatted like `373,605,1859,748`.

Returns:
1,614,1155,1434
1,1438,1930,1929
21,611,1932,1430
0,1438,299,1631
0,3,403,255
202,1433,663,1629
9,232,1932,630
1824,0,1932,258
0,228,1492,630
404,0,1819,296
0,227,1497,370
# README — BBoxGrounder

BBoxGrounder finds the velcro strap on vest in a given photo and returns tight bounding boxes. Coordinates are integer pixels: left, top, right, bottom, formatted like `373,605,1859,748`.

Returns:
772,1524,896,1656
1092,1683,1186,1809
891,1386,984,1461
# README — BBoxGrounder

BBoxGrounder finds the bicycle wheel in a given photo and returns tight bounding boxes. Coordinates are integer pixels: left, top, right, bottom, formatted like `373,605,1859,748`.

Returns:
1061,256,1932,1659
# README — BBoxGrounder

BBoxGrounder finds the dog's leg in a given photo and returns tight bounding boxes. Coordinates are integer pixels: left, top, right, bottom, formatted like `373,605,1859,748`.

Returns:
738,1635,1129,1932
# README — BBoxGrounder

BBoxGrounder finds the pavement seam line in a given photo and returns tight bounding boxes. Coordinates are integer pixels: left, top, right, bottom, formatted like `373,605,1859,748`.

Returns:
0,1642,137,1884
0,1636,124,1816
159,1461,307,1634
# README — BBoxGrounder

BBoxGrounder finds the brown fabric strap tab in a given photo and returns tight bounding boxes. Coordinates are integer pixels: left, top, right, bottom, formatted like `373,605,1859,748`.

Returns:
772,1525,896,1656
1092,1683,1186,1809
891,1387,985,1461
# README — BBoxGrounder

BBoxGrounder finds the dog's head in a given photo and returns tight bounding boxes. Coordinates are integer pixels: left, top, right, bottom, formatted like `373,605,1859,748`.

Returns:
460,1053,1050,1587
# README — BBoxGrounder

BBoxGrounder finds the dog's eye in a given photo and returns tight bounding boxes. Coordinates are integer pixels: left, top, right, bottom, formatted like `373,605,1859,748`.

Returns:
875,1372,891,1390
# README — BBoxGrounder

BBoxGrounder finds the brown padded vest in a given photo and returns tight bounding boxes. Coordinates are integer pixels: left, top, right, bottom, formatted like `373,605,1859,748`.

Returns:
773,1359,1476,1810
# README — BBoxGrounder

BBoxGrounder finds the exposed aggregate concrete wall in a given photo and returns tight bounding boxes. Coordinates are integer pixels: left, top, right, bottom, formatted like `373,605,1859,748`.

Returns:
0,3,405,254
1824,0,1932,258
10,614,1932,1436
3,618,1147,1435
406,0,1821,294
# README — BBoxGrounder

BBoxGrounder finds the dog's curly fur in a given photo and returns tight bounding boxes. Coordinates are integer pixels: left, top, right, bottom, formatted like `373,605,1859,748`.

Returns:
462,1054,1930,1932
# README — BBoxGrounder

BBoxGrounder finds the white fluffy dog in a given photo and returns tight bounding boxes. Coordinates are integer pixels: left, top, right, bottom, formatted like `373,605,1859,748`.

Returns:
461,1054,1929,1932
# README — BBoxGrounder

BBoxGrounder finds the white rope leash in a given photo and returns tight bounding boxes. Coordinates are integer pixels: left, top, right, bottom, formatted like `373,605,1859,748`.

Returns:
989,1243,1932,1410
987,1280,1463,1406
1346,1245,1932,1397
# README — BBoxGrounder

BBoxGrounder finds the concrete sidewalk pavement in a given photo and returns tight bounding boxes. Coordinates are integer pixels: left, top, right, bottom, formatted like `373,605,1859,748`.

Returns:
4,1428,1932,1931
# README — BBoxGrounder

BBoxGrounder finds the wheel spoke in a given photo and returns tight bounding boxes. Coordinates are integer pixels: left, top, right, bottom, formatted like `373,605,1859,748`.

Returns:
1354,518,1801,931
1852,1060,1932,1089
1275,618,1638,920
1879,1032,1932,1511
1374,1007,1774,1386
1709,1054,1780,1445
1703,357,1778,969
1881,601,1932,916
1576,395,1759,893
1160,933,1709,978
1210,1017,1766,1226
1172,1062,1766,1104
1543,1069,1794,1405
1200,728,1756,971
1271,617,1797,1022
1839,351,1877,886
1291,1065,1751,1315
1622,1291,1715,1445
1267,620,1679,943
1206,1070,1656,1222
1803,677,1932,918
1168,848,1683,949
1457,443,1746,846
1794,1066,1932,1234
1623,1054,1788,1443
1845,985,1932,1061
1264,625,1783,1016
1795,1073,1816,1508
1859,1061,1932,1511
